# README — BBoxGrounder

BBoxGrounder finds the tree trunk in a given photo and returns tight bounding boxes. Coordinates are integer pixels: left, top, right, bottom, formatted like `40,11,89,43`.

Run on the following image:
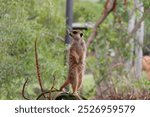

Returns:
134,0,144,79
126,4,136,74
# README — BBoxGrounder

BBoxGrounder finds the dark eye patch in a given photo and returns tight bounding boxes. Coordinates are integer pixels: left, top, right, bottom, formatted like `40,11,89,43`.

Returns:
72,31,78,34
80,33,83,37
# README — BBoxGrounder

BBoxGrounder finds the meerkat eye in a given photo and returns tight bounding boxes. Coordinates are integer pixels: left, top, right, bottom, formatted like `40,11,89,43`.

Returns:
80,33,83,37
72,31,77,34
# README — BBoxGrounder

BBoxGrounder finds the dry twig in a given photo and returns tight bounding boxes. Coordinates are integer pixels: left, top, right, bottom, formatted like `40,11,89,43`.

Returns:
35,39,46,98
22,79,30,100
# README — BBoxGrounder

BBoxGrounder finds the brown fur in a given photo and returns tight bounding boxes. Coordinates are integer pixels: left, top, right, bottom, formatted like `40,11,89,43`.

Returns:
60,30,86,94
142,56,150,80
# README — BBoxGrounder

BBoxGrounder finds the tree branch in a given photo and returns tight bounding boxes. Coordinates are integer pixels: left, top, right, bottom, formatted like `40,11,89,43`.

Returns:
35,39,46,98
48,75,56,99
130,8,150,35
22,79,30,100
86,0,116,48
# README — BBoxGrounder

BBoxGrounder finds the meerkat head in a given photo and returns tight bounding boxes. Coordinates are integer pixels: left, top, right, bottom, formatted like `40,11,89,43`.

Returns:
69,30,83,41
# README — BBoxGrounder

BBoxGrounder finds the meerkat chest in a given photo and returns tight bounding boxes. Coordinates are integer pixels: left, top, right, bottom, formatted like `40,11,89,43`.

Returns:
72,41,84,53
76,44,83,53
79,40,86,51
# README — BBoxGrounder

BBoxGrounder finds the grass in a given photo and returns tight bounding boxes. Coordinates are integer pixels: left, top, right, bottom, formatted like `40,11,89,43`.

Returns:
82,74,96,99
82,72,150,100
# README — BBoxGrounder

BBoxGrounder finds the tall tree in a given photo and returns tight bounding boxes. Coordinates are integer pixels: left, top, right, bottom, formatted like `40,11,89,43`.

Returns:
126,1,136,74
134,0,144,79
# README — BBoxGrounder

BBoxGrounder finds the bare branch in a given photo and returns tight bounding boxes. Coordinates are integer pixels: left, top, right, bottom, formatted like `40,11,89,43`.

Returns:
130,16,144,35
36,89,59,100
22,79,30,100
35,39,46,98
86,0,116,48
130,8,150,35
48,75,56,99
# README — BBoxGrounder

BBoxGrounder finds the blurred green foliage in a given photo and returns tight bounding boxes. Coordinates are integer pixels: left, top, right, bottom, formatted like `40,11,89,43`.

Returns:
0,0,66,99
0,0,149,99
74,0,150,99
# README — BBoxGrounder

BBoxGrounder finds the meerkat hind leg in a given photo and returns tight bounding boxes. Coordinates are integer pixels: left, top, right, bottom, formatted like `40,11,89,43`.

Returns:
60,79,70,92
70,76,82,100
71,78,78,94
77,72,83,90
70,69,78,94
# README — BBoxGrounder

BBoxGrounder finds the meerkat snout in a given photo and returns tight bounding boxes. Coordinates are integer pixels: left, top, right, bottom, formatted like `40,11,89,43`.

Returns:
69,30,83,41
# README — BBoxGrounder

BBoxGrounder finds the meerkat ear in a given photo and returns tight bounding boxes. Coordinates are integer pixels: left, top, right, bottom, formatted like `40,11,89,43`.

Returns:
80,33,83,37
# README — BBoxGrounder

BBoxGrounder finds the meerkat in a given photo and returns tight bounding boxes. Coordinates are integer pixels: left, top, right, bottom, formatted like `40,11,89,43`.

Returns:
142,56,150,80
60,30,86,95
